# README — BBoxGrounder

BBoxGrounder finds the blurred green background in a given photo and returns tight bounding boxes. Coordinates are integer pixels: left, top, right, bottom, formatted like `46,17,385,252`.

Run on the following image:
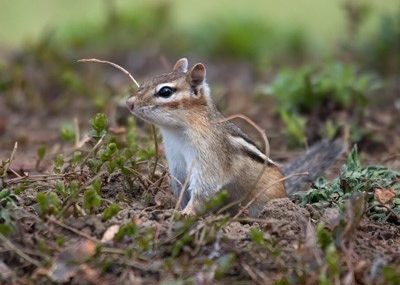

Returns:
0,0,399,148
0,0,398,53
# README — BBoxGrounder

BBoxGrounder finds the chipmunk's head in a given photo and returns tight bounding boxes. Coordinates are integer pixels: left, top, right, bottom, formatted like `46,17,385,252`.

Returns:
126,58,212,128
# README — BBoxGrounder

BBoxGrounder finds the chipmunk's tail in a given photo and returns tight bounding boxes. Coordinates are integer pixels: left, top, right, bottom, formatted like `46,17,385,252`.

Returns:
283,139,346,195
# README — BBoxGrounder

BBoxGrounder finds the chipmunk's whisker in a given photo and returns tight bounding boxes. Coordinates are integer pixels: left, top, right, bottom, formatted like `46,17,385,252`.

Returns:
78,58,140,88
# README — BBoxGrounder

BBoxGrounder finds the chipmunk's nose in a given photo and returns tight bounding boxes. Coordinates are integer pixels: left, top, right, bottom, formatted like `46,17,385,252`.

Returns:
126,96,135,111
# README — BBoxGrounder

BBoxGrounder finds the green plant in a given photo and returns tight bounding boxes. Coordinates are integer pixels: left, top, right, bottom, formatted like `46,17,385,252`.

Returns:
60,122,75,142
280,111,306,146
114,222,138,241
296,146,400,221
361,9,400,73
37,145,47,161
201,190,229,214
266,62,376,113
382,265,400,285
0,188,18,207
90,113,108,138
53,154,64,173
83,179,102,213
249,227,279,255
318,243,340,285
249,228,266,246
31,112,142,219
0,187,18,234
36,145,47,169
263,62,379,145
36,192,61,216
283,193,366,284
215,253,236,279
102,203,121,221
71,151,83,167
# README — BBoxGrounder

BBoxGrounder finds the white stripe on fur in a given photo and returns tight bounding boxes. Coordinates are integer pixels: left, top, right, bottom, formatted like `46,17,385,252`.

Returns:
229,135,276,165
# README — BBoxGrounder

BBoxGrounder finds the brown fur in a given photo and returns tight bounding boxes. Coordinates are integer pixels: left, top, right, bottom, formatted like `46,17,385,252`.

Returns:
163,96,208,109
127,58,291,217
255,165,287,200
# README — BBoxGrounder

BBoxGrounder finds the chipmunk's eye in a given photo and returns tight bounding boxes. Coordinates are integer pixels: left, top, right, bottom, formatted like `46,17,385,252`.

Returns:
156,86,175,98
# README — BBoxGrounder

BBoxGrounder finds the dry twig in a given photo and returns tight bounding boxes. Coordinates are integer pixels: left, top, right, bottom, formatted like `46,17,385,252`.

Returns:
74,117,80,148
0,234,42,268
79,134,106,167
78,58,140,88
3,142,18,177
56,170,107,219
48,216,100,243
6,172,76,186
167,163,194,235
150,125,159,181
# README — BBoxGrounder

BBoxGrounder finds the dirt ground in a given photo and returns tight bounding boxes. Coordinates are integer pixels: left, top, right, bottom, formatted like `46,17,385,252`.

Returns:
0,50,399,284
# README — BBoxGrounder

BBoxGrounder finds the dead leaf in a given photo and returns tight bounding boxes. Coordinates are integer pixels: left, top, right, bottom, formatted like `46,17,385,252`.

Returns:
101,224,120,243
374,188,396,205
48,239,97,282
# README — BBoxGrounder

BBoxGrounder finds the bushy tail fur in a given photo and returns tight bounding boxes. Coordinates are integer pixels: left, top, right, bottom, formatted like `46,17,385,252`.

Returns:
283,139,345,195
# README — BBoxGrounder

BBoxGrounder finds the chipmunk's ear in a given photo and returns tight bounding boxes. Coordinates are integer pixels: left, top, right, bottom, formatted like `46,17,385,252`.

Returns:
189,63,206,86
173,58,188,73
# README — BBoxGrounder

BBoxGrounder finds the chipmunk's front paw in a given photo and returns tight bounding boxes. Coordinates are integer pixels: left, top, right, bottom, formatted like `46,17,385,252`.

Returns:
180,201,197,216
180,206,196,216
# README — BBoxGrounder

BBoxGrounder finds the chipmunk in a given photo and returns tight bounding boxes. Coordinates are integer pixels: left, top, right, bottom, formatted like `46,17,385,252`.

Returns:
126,58,344,217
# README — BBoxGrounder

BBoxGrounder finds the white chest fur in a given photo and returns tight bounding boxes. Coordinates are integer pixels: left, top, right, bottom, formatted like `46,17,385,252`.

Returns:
159,126,226,202
159,127,196,184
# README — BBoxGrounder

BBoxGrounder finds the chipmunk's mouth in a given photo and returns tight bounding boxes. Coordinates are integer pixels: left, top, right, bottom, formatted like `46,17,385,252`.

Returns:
129,106,157,122
126,97,136,113
129,105,184,128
